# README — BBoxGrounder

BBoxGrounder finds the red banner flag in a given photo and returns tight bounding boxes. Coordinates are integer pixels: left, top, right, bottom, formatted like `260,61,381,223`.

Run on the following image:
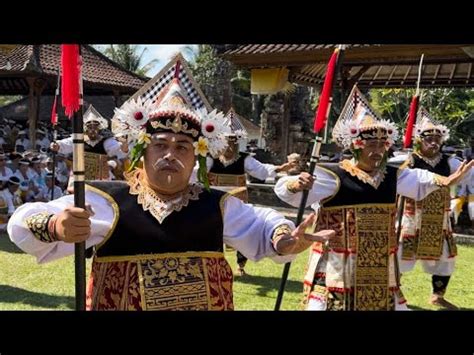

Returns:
313,48,340,133
403,95,419,149
61,44,81,118
51,95,58,125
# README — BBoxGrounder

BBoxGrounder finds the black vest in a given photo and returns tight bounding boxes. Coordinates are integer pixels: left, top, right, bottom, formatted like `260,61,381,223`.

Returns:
410,153,451,177
87,181,226,257
210,153,249,175
84,137,107,155
321,164,398,207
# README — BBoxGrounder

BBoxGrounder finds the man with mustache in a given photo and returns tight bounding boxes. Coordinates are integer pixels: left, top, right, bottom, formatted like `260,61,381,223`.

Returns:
50,105,126,182
202,109,297,276
7,57,333,310
274,86,473,310
397,109,471,310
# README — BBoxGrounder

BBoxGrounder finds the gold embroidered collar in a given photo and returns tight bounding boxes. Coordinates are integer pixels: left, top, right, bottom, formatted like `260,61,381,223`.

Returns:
218,153,240,167
85,135,103,147
340,159,386,189
413,152,441,168
125,169,203,224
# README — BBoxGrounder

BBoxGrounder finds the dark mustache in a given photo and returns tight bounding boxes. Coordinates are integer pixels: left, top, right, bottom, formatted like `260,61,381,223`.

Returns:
153,159,182,171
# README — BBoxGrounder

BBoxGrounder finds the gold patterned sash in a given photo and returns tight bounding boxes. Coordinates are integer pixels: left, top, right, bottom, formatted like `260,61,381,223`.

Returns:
414,188,449,259
84,152,109,180
354,205,393,310
88,252,234,311
317,204,396,310
208,173,246,187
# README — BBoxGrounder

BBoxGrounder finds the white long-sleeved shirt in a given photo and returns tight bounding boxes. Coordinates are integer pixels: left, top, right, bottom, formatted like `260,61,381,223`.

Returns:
56,136,126,160
8,186,297,265
274,164,446,208
35,137,51,151
15,138,31,151
0,188,21,215
0,166,13,184
34,185,63,201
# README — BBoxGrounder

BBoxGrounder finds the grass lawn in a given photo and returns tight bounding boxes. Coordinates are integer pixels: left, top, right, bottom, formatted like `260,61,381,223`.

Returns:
1,232,473,311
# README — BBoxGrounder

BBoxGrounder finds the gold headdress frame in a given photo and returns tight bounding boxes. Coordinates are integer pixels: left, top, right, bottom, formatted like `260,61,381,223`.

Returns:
150,114,200,137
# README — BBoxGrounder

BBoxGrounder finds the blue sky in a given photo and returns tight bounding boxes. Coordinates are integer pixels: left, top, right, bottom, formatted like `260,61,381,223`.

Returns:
96,45,199,77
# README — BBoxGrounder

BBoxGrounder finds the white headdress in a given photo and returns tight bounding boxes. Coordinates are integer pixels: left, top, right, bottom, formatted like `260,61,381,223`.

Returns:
222,108,248,141
332,85,398,151
83,105,108,130
414,107,449,142
111,54,228,186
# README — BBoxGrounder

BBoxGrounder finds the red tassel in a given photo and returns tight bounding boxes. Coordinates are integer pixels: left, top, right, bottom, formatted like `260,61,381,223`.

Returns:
313,49,339,133
174,60,181,79
403,95,419,148
61,44,81,119
50,95,58,125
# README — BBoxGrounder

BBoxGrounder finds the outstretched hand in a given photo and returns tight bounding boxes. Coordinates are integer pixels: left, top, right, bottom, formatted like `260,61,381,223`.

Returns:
442,160,474,187
274,213,335,255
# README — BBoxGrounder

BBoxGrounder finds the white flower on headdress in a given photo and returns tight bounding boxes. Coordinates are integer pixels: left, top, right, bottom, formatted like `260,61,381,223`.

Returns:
197,109,224,137
207,136,227,157
349,125,360,138
201,118,224,140
195,108,229,158
234,129,248,140
380,119,399,148
194,136,209,157
114,97,152,128
439,124,450,142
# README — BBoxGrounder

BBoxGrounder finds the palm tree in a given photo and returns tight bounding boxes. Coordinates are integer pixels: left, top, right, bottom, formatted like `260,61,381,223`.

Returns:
102,45,159,77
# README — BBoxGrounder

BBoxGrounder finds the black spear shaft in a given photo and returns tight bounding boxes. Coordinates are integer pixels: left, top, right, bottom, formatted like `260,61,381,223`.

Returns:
274,47,345,311
73,45,86,311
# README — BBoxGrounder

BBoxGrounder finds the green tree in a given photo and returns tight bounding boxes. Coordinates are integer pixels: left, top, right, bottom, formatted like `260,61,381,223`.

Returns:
0,95,22,106
99,45,158,77
369,88,474,144
190,45,236,112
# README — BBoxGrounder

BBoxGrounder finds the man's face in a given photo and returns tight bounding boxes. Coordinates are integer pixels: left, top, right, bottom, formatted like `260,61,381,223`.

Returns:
9,184,19,194
143,132,196,193
85,122,100,139
358,139,387,171
19,164,29,174
0,157,5,167
420,134,442,158
46,178,53,188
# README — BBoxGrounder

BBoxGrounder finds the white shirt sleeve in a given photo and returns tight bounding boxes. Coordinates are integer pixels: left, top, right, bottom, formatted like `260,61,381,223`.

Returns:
5,191,16,215
397,168,441,200
103,137,126,159
7,189,116,264
222,195,297,264
0,167,13,182
274,166,339,208
244,155,277,180
448,155,462,173
56,137,74,155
